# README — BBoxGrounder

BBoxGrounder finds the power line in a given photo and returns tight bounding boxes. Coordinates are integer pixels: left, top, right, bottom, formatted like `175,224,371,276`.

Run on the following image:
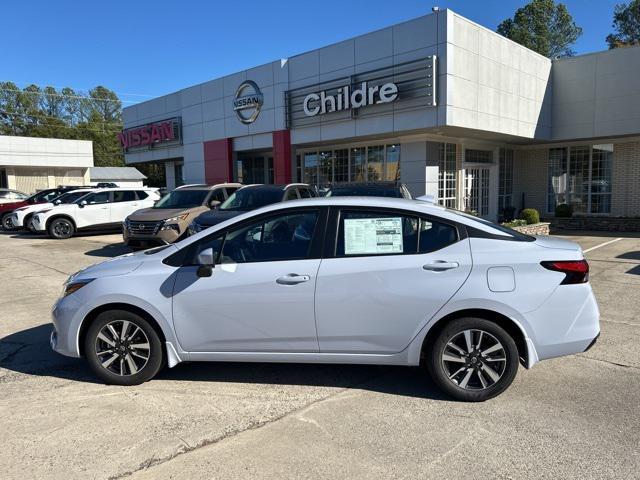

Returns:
0,86,137,105
0,109,123,127
10,81,155,100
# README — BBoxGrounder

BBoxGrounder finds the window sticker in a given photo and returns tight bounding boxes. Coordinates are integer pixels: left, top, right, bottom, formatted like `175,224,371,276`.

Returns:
344,217,404,255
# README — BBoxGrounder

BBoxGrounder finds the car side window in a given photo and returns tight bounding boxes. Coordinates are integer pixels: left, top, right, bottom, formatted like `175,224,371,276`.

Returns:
220,211,319,264
418,218,458,253
210,189,226,203
299,188,313,199
136,191,149,200
284,188,299,201
113,191,136,202
224,187,238,198
336,210,418,257
85,191,111,204
185,234,225,266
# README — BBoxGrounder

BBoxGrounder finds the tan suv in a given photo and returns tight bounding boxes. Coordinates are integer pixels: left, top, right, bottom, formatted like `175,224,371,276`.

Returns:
123,183,241,249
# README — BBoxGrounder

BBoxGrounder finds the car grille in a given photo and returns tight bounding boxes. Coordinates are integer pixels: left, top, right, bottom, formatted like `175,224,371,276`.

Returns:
126,220,162,236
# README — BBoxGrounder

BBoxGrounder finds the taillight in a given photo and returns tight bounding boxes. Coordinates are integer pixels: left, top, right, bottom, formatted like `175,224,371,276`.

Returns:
541,260,589,284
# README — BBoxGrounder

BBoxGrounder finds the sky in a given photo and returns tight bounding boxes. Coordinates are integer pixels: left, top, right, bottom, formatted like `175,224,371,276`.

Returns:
1,0,622,105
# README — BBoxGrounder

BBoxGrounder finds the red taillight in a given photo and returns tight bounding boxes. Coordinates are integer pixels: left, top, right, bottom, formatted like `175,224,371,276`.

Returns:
541,260,589,284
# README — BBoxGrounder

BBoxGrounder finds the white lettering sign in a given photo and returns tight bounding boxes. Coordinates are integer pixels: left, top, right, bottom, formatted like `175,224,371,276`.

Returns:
344,217,404,255
303,81,399,117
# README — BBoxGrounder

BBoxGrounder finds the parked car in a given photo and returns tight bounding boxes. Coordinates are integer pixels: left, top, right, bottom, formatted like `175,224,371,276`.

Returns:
31,188,160,239
9,188,96,230
0,188,28,204
0,186,89,230
189,183,316,234
123,183,242,250
50,196,599,401
325,182,412,199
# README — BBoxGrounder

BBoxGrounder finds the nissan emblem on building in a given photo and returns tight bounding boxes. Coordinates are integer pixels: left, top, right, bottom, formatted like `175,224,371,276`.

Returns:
233,80,264,124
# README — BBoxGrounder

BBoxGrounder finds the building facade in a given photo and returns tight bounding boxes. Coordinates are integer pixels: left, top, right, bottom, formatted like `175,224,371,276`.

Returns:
0,135,93,194
121,9,640,220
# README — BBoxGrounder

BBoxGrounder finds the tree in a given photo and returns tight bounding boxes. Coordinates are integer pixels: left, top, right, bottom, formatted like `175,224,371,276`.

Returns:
607,0,640,48
497,0,582,58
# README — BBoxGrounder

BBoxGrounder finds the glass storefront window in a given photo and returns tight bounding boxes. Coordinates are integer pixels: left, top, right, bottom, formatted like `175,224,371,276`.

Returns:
334,149,349,183
385,145,400,182
319,151,333,185
547,145,612,214
465,149,494,164
303,153,318,186
438,143,457,209
351,147,366,182
498,148,513,216
367,145,384,181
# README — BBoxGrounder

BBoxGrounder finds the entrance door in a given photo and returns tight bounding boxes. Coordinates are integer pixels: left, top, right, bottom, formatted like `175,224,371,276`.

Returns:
464,168,490,217
0,169,7,189
237,153,274,184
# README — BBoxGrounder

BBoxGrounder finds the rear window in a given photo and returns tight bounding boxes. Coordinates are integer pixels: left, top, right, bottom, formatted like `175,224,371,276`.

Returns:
447,209,535,242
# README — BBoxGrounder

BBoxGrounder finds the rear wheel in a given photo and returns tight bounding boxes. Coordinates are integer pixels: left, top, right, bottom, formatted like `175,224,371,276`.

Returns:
1,213,14,231
84,310,163,385
426,317,519,402
48,217,75,239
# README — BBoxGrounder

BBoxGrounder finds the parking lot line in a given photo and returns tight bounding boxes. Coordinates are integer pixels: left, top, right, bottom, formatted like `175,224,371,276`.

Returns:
583,237,623,253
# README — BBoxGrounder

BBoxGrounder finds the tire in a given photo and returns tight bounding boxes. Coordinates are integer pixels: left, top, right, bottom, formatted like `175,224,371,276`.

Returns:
1,212,14,231
84,310,163,386
426,317,519,402
47,217,75,239
23,213,34,230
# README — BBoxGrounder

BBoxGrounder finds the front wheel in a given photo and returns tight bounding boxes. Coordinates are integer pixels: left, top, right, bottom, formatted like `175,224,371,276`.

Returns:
48,217,75,239
1,213,14,231
426,318,519,402
84,310,163,385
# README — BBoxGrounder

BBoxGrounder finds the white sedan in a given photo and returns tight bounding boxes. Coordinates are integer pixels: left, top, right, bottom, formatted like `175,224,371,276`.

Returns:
50,197,599,401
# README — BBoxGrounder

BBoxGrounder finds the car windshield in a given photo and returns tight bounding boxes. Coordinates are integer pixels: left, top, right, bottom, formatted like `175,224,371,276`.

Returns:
219,188,283,211
153,190,208,209
327,185,403,198
53,191,91,204
29,189,59,203
446,208,535,241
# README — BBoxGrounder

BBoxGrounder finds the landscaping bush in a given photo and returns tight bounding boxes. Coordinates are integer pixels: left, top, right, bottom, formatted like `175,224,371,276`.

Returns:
520,208,540,225
501,205,517,222
555,203,573,217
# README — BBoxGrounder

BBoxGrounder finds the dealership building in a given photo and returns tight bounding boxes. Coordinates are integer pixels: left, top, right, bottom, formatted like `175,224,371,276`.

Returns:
121,9,640,222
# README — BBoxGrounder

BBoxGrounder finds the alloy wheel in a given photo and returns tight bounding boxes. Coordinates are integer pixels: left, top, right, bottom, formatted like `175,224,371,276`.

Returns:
53,221,72,237
441,329,507,390
95,320,151,376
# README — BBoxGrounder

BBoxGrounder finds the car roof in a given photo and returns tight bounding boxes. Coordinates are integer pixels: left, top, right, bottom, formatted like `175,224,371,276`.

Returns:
175,183,243,191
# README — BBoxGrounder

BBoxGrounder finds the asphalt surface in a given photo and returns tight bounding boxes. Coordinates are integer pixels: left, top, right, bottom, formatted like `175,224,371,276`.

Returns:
0,229,638,479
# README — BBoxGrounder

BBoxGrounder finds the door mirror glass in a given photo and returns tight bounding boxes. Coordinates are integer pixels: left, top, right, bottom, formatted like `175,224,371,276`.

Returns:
79,200,87,208
197,247,215,266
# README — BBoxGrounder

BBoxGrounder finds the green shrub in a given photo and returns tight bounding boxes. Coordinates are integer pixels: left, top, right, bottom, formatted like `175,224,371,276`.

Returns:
501,219,527,228
555,203,573,217
520,208,540,225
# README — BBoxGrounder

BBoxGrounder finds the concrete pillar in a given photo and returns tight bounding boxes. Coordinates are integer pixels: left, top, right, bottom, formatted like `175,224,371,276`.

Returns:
165,162,176,190
400,141,428,198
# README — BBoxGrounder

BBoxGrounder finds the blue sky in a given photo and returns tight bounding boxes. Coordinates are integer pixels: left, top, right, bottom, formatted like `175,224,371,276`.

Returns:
2,0,620,105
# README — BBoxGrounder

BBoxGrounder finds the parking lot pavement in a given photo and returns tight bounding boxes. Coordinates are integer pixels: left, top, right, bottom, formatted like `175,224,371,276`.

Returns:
1,231,639,480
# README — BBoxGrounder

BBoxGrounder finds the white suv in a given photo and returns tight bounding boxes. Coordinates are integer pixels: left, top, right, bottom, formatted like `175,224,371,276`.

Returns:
9,188,96,230
32,188,160,239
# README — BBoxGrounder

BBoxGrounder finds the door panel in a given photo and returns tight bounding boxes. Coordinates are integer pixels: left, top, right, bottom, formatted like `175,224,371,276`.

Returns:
315,239,472,354
172,260,321,352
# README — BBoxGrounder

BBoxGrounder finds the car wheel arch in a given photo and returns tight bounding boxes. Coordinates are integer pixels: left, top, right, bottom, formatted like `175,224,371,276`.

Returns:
46,214,76,231
77,302,167,358
419,308,530,368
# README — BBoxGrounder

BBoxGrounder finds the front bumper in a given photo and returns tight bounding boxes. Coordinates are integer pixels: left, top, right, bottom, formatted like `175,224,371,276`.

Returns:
51,294,83,358
123,222,182,247
31,215,46,232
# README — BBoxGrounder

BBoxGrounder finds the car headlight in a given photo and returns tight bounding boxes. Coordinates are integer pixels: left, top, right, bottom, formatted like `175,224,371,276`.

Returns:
164,213,189,223
62,279,94,297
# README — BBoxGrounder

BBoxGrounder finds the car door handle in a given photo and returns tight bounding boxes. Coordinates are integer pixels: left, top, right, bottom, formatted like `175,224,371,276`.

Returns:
276,274,311,285
423,261,459,271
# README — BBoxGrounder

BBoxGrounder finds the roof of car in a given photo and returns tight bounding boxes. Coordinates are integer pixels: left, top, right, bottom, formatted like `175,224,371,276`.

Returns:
239,183,309,192
175,183,243,191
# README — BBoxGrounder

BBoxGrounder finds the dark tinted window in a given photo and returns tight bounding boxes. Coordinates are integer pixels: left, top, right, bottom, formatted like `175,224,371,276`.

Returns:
219,188,284,211
187,234,224,265
328,185,403,198
336,210,418,256
224,187,239,197
210,189,226,203
220,211,318,264
153,190,208,209
32,189,61,202
284,188,299,201
418,219,458,253
113,191,136,202
299,188,314,199
54,191,90,204
136,191,149,200
82,191,110,204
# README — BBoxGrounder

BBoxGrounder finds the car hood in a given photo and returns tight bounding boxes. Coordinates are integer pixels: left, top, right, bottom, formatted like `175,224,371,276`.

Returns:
18,202,53,213
0,200,28,213
534,235,582,252
127,206,205,221
70,250,153,281
195,210,244,227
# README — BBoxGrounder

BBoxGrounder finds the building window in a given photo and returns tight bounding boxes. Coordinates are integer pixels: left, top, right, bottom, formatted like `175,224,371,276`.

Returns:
174,163,184,187
465,149,494,164
299,144,400,186
438,143,457,208
498,148,514,217
547,145,612,214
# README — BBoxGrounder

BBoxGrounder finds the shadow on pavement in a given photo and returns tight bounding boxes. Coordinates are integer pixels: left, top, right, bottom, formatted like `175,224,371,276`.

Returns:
84,243,131,258
617,251,640,261
1,324,447,401
551,229,640,239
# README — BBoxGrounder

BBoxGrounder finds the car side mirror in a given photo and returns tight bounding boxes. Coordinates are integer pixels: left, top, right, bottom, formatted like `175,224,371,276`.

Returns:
209,200,221,209
196,247,215,278
79,200,87,208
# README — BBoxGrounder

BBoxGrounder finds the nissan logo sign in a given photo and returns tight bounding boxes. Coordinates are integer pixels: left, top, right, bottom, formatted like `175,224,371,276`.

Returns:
233,80,264,124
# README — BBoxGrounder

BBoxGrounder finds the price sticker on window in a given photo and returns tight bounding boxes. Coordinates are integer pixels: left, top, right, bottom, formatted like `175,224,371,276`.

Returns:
344,217,404,255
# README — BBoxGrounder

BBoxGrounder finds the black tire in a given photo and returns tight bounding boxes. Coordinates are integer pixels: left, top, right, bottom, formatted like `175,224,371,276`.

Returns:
23,213,34,230
1,212,14,231
84,310,163,386
426,317,519,402
47,217,75,239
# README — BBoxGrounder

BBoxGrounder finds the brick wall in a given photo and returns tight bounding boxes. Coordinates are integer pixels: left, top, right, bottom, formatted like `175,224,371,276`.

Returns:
513,148,548,214
612,141,640,217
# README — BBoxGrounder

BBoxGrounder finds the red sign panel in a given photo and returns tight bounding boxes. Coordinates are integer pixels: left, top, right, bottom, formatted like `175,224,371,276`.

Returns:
118,117,181,151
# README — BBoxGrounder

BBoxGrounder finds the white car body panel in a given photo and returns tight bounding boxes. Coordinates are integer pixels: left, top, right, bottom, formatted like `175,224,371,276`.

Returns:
49,197,600,377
